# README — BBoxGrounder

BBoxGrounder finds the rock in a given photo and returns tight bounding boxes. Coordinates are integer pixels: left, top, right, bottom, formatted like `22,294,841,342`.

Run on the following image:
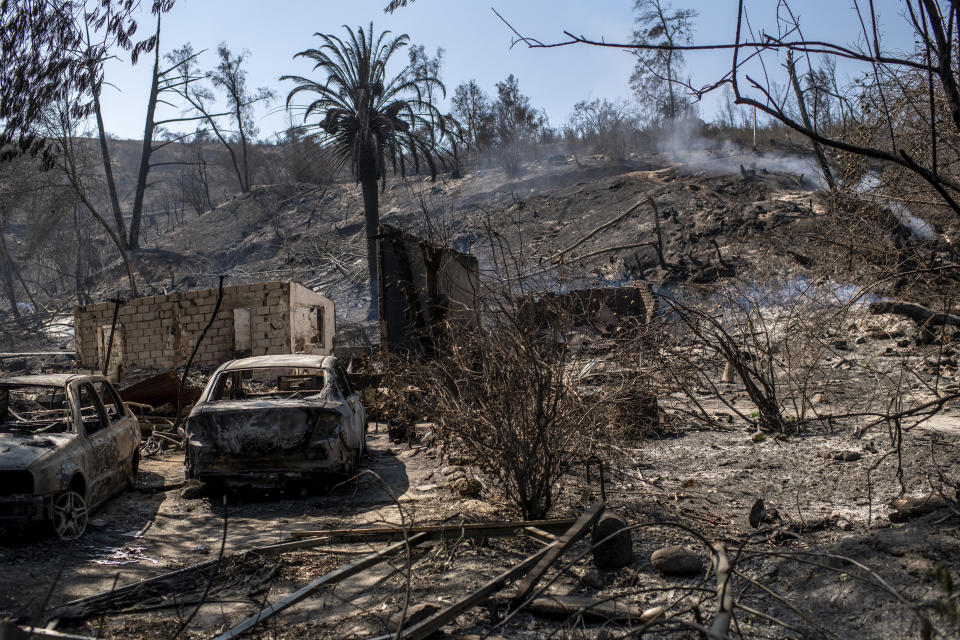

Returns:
591,511,634,569
749,499,782,527
388,602,440,633
578,571,603,588
651,546,702,576
179,480,206,500
452,476,483,498
824,450,862,462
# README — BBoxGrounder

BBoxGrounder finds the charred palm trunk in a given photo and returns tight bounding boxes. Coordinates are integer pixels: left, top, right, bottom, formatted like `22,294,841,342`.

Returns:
360,175,380,319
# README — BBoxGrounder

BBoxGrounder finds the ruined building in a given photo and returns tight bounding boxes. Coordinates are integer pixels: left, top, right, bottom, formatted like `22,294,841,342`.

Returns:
74,281,335,379
377,224,481,358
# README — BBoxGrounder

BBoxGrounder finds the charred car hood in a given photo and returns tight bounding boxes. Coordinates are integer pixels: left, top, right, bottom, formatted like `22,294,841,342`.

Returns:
0,433,72,470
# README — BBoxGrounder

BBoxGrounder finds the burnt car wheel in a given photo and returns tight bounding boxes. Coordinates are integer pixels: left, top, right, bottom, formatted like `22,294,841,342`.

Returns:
127,450,140,488
352,445,362,474
51,490,88,540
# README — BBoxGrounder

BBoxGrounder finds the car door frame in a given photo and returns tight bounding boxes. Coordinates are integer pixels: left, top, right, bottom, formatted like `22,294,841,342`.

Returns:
69,380,120,508
94,379,139,485
330,362,364,454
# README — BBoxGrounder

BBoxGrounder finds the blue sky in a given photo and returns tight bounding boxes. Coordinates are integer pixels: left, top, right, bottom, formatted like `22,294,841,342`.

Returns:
96,0,916,142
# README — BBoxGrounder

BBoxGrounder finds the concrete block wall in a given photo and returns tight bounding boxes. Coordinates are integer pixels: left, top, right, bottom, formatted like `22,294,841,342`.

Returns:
74,281,333,375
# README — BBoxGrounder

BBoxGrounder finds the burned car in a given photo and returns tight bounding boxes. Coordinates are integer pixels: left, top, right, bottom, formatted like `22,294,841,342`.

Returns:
184,355,366,488
0,374,140,539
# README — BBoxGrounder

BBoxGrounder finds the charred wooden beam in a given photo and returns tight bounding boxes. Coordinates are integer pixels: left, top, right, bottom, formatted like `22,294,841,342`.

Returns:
288,517,578,542
511,502,605,607
213,533,430,640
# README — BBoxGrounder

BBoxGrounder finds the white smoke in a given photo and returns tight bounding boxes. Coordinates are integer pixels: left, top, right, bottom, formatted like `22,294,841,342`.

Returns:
857,173,937,242
655,117,825,187
655,120,939,243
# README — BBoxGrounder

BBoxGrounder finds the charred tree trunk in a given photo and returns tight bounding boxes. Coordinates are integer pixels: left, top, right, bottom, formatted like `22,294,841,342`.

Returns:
91,74,129,251
361,176,380,319
787,51,838,193
73,205,91,305
237,103,250,193
0,218,19,321
869,300,960,328
76,196,138,299
128,14,163,251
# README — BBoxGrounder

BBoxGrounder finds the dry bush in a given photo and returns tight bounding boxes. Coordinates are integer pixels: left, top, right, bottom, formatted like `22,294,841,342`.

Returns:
418,305,604,519
393,214,653,518
662,278,875,434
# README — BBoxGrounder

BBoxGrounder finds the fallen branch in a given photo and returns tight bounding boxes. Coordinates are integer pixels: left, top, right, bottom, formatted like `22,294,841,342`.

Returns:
553,197,651,263
492,594,664,623
868,301,960,328
212,533,429,640
523,526,558,545
1,623,99,640
571,240,656,262
708,543,733,640
511,502,605,607
288,517,577,543
372,540,561,640
47,535,345,623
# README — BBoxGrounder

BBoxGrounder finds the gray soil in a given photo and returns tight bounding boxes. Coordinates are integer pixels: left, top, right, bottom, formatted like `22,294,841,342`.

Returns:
2,407,958,639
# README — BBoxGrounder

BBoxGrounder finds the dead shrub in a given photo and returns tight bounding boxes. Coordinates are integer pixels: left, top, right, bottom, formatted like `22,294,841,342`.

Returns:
420,318,600,519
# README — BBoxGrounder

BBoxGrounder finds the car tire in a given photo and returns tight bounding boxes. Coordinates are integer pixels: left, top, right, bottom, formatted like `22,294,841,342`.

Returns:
127,450,140,488
353,445,362,474
51,490,88,540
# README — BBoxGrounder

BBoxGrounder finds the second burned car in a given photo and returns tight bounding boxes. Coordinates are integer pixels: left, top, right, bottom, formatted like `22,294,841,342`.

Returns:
184,354,365,488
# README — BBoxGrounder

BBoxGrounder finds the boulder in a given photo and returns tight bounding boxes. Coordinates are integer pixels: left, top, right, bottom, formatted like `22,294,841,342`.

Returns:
452,477,483,498
650,545,702,576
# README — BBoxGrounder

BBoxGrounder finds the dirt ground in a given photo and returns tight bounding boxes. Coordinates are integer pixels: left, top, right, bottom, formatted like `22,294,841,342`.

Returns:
2,400,958,640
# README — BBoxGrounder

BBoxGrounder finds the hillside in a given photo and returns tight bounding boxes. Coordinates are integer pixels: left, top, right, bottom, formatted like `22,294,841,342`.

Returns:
93,148,845,328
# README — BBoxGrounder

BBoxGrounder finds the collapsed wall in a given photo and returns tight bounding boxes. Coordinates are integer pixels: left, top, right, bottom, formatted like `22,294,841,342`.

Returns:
378,224,481,358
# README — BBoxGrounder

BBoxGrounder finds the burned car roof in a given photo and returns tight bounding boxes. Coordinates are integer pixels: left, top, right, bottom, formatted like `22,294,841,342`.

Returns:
0,373,97,386
218,354,334,371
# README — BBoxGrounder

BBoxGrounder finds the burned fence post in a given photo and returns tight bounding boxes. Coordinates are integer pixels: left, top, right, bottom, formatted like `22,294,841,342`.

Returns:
101,294,125,378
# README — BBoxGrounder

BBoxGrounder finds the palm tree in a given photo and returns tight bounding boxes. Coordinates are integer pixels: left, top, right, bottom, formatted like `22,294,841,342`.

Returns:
283,23,448,318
